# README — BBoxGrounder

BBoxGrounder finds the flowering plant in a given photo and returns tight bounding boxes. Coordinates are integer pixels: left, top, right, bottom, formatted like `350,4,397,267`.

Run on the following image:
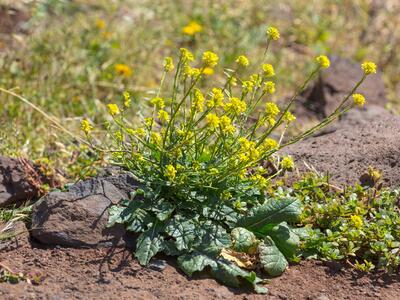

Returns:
83,27,376,292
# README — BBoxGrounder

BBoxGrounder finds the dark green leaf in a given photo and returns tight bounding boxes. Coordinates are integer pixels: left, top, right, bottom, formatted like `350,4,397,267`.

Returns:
237,198,302,231
258,236,288,277
177,252,218,276
260,222,300,258
231,227,259,253
135,223,164,265
166,217,196,251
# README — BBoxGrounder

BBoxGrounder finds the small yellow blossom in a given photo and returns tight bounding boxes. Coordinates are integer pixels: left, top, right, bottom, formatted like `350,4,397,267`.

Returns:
281,156,294,170
150,97,165,109
224,97,247,115
107,103,120,116
115,131,123,142
202,51,219,67
182,21,203,36
220,116,236,134
158,110,170,122
316,55,330,69
207,88,224,108
262,64,275,77
202,67,214,75
229,76,238,86
266,26,280,40
242,80,254,93
261,138,278,150
95,19,106,30
192,89,205,112
235,55,250,67
115,64,133,78
361,61,377,75
283,111,296,123
352,93,366,106
164,57,174,72
180,48,194,62
350,215,363,229
81,119,93,134
206,113,220,130
265,102,280,118
264,81,276,95
165,164,177,180
151,132,162,145
123,91,131,108
145,117,153,127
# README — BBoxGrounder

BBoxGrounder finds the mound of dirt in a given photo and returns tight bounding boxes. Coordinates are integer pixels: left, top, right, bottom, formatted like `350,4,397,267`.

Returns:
285,105,400,187
0,242,399,300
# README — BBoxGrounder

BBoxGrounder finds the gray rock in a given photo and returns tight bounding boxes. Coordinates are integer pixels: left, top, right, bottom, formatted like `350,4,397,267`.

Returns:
31,173,140,248
0,156,40,207
300,56,387,119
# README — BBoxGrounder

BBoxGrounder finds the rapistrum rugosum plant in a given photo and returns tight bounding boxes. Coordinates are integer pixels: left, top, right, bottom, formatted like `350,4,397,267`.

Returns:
82,26,377,293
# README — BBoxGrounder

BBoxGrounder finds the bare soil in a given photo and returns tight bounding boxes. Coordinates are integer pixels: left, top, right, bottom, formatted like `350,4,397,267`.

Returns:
1,236,400,300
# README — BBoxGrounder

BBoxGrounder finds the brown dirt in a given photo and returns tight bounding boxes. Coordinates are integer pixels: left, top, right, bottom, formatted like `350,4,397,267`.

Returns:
1,236,400,300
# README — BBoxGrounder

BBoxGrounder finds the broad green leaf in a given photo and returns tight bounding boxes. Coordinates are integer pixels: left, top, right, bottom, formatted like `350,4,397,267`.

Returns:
126,208,154,232
231,227,259,254
162,240,184,256
151,201,175,221
236,198,302,231
261,222,300,258
107,200,142,227
177,252,218,276
258,236,288,277
135,224,164,265
166,217,196,251
211,259,268,294
199,222,232,254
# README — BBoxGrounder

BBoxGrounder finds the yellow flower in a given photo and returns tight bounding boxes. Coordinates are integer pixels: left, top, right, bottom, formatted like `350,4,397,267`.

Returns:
206,113,220,130
261,138,278,151
95,19,106,30
207,87,224,108
281,156,294,170
183,65,201,78
316,55,330,69
350,215,363,229
107,104,120,116
224,97,247,115
266,26,280,40
361,61,377,75
151,132,162,145
265,102,280,118
220,116,236,134
235,55,250,67
123,91,131,108
264,81,276,95
182,21,203,36
262,64,275,77
180,48,194,62
164,164,177,181
150,97,165,109
81,119,93,134
158,110,170,122
352,93,366,106
202,67,214,76
145,117,153,127
115,64,133,78
164,57,174,72
192,88,205,112
242,80,254,93
283,111,296,123
202,51,219,67
229,76,237,86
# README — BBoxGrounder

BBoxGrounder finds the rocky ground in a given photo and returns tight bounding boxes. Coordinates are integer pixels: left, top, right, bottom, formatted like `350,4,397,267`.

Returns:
1,14,400,298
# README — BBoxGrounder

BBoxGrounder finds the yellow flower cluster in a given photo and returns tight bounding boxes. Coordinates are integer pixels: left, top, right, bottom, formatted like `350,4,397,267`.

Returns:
242,80,254,93
281,156,294,170
283,111,296,123
352,93,366,107
158,110,170,122
235,55,250,67
115,64,133,78
264,81,276,95
81,119,93,134
192,89,205,112
220,116,235,134
265,102,280,117
316,55,330,69
107,103,120,116
182,21,203,36
224,97,247,115
262,64,275,77
206,88,224,108
238,138,260,161
350,215,363,229
164,57,174,72
123,91,131,108
180,48,194,62
206,113,220,130
164,164,177,180
361,61,377,75
266,26,280,40
202,51,219,67
260,138,278,151
150,97,165,109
